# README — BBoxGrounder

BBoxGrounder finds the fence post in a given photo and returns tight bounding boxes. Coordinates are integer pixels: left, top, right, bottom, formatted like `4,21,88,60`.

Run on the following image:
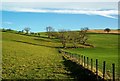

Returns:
75,54,77,59
71,53,72,58
103,61,106,80
96,59,98,80
69,53,71,58
81,55,83,66
91,59,93,71
87,57,89,69
112,63,115,81
84,56,86,67
71,53,73,58
78,55,80,63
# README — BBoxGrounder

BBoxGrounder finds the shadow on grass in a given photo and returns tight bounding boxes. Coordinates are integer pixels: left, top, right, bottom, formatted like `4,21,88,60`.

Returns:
12,39,90,50
62,56,104,81
34,38,60,43
11,40,64,49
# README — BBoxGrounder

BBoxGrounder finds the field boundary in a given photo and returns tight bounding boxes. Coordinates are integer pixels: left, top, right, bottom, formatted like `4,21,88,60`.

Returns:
58,49,119,81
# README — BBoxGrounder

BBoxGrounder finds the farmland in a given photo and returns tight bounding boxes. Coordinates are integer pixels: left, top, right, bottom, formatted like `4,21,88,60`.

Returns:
2,32,71,79
1,30,119,79
65,33,119,76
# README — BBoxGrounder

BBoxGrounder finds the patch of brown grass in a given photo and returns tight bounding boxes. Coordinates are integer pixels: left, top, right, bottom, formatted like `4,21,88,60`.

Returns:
88,29,120,34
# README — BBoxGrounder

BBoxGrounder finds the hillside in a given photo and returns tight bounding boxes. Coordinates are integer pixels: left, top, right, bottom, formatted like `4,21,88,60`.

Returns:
2,32,71,79
64,33,119,78
2,31,119,79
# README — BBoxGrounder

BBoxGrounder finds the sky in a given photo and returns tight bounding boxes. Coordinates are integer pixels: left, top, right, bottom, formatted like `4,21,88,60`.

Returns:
0,1,119,32
1,0,119,2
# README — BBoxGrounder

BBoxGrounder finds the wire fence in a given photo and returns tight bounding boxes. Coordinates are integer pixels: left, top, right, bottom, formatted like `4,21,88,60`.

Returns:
58,49,119,81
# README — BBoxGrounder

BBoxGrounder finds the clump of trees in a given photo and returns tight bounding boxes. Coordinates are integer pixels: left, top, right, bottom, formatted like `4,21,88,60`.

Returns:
1,26,90,48
1,28,17,33
59,28,89,48
46,26,89,48
104,28,111,33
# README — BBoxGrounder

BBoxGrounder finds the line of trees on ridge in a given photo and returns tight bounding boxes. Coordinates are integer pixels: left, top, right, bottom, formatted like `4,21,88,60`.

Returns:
46,26,89,48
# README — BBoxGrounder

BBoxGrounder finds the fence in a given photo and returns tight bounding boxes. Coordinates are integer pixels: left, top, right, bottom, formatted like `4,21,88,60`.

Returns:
58,49,119,81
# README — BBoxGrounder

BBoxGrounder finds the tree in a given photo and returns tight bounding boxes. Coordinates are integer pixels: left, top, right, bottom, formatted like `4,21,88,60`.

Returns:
30,32,35,35
38,33,40,37
24,27,31,34
78,27,88,45
69,31,79,48
58,29,70,48
2,28,6,32
46,26,54,38
21,30,24,33
104,28,111,33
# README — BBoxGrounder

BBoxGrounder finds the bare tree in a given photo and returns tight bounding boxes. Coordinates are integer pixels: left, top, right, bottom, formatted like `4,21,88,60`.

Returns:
24,27,31,34
78,27,89,45
46,26,54,38
58,29,70,48
69,31,79,48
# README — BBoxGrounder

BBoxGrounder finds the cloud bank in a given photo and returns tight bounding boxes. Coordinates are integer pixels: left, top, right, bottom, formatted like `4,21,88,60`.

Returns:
2,8,118,19
1,0,119,2
1,2,118,19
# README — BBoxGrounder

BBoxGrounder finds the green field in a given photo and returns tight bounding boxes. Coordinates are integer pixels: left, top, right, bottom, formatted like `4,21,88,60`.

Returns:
65,33,119,75
2,31,119,79
2,32,71,79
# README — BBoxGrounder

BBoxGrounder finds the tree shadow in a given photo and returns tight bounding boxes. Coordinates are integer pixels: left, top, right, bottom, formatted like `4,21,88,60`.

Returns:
62,56,104,81
12,39,90,49
11,40,63,48
34,38,60,43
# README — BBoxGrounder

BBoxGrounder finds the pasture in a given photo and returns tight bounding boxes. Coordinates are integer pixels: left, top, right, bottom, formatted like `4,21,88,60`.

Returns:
65,33,119,76
1,31,119,79
2,32,71,79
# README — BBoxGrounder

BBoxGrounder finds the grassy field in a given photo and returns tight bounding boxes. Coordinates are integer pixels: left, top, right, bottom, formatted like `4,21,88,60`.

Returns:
87,29,120,34
2,32,71,79
65,33,119,76
2,31,119,79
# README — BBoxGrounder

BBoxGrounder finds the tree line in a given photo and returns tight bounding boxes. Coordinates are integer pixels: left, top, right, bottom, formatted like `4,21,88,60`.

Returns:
46,26,89,48
1,27,41,37
1,27,112,48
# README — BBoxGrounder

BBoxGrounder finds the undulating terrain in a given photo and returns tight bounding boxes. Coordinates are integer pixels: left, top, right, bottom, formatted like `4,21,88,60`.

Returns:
1,31,119,79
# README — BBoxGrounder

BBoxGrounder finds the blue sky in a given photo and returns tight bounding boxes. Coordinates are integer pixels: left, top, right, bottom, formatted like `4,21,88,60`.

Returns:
1,2,118,32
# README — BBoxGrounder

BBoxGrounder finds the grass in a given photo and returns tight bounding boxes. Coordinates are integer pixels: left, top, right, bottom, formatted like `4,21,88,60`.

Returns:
64,33,119,77
2,32,71,79
2,31,119,79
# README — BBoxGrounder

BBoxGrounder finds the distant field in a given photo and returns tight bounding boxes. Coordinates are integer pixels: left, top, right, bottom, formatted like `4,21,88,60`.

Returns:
2,32,71,79
65,33,119,75
88,29,120,34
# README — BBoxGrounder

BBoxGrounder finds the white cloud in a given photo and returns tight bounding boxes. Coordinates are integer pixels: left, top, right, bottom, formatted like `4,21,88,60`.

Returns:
2,2,118,10
1,0,119,2
3,21,13,25
2,7,118,19
1,2,118,19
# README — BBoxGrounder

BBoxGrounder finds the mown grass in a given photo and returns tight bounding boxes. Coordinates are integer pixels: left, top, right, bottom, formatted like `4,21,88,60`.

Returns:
65,33,119,76
2,32,71,79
